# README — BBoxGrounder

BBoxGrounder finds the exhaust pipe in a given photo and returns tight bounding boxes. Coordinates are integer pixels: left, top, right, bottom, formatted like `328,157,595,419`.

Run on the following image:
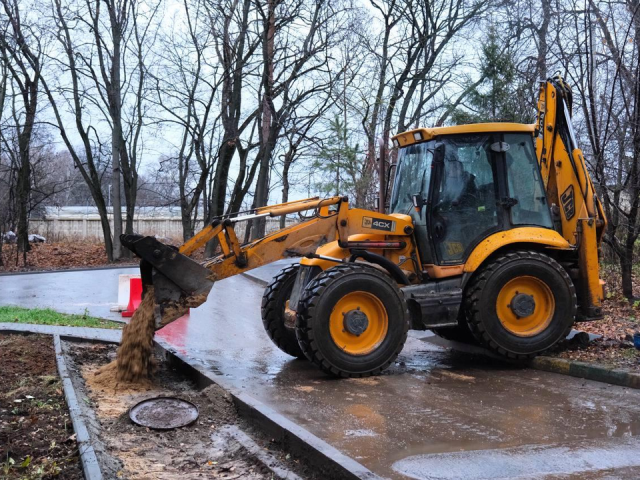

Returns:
120,234,215,328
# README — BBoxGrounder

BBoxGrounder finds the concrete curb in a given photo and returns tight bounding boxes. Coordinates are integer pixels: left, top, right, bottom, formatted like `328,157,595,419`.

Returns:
0,264,138,277
53,335,103,480
218,425,303,480
425,335,640,390
530,356,640,389
0,323,122,343
155,339,381,480
241,271,269,287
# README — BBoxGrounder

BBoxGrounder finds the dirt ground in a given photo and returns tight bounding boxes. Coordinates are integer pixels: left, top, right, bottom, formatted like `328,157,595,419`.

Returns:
64,341,314,479
548,268,640,372
0,242,136,272
0,240,211,273
0,334,82,479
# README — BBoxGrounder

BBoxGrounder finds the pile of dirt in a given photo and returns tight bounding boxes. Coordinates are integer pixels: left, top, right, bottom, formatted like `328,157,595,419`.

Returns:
94,288,157,386
0,334,82,479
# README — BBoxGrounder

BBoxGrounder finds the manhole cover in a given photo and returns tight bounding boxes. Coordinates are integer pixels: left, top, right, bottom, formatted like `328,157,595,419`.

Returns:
129,397,199,430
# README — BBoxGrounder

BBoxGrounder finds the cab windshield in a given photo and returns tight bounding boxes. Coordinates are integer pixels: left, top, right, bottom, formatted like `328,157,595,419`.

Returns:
389,141,434,214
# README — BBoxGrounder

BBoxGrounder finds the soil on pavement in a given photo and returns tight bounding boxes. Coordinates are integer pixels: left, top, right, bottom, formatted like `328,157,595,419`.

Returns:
0,334,82,479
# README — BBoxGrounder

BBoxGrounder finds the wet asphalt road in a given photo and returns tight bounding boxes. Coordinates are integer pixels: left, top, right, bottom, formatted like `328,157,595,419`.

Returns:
2,264,640,479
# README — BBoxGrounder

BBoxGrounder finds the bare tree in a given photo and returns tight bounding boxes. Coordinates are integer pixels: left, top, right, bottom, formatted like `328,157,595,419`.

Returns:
548,0,640,298
82,0,161,257
152,0,220,240
361,0,490,211
41,0,160,260
205,0,262,218
0,0,44,264
41,0,115,260
249,0,351,239
0,48,10,266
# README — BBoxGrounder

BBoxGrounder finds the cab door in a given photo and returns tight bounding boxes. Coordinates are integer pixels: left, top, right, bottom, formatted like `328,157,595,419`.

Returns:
389,141,435,264
429,134,502,264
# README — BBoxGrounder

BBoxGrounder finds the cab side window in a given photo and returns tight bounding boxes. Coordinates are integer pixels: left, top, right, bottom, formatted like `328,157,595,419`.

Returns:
504,134,553,228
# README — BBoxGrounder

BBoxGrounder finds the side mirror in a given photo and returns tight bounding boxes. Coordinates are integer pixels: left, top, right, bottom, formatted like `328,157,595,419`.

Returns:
411,194,425,217
433,142,445,163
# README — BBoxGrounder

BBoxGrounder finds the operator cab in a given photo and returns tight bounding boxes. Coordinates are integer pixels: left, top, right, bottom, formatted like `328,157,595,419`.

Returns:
390,125,553,268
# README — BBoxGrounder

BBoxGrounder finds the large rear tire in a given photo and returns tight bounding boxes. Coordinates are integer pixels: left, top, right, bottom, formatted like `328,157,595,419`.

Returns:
296,263,409,377
465,250,576,359
261,264,305,359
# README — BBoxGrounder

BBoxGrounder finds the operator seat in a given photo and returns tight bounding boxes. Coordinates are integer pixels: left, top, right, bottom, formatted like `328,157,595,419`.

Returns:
443,157,478,208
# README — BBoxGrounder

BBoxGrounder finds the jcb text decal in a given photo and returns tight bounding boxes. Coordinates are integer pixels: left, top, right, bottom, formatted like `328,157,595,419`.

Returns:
362,216,395,232
561,185,575,220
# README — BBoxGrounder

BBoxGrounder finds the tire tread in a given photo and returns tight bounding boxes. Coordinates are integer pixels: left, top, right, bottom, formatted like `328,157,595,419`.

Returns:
296,263,408,378
261,264,305,358
464,250,576,360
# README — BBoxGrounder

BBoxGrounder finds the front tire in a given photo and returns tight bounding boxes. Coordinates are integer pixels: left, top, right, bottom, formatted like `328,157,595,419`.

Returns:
296,263,409,377
261,264,305,358
465,250,576,359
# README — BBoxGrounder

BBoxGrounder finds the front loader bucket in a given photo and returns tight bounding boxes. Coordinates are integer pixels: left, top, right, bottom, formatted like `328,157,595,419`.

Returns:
120,234,215,329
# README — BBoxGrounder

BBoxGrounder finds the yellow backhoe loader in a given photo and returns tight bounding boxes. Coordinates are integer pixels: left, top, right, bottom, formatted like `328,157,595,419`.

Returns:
121,76,607,377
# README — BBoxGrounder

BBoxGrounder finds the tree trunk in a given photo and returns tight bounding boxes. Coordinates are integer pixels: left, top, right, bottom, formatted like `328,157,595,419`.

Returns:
620,251,634,299
537,0,550,81
95,198,114,262
15,78,39,265
280,151,292,229
111,124,123,260
252,143,272,239
204,142,237,257
16,137,31,264
253,0,276,240
110,20,123,260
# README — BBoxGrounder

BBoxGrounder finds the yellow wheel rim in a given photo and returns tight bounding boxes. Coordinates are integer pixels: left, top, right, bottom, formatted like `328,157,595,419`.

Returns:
496,276,555,337
329,291,388,355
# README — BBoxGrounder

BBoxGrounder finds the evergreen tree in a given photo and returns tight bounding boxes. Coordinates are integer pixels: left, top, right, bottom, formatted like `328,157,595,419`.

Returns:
312,115,370,205
451,27,529,124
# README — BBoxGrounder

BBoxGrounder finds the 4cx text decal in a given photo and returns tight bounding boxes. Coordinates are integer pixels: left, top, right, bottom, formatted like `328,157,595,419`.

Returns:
362,216,395,232
561,185,575,220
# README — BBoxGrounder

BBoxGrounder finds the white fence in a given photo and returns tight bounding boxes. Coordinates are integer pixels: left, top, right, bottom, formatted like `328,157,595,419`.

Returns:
30,214,293,242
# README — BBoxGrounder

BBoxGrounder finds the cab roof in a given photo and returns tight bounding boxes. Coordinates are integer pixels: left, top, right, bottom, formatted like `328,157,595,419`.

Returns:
391,123,536,148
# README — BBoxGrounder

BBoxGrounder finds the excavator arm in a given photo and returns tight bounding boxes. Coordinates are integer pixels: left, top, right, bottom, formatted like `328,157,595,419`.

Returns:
121,196,416,328
535,76,607,319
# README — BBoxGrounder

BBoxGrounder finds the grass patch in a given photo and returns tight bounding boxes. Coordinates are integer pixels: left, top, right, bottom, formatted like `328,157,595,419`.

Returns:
0,306,122,329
